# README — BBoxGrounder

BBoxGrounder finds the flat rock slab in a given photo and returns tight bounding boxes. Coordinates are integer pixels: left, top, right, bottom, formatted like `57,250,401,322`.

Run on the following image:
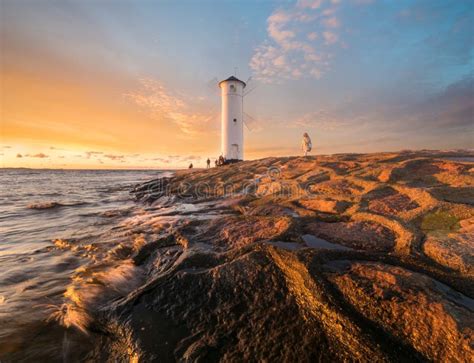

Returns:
327,261,474,362
305,220,396,252
368,193,419,216
423,218,474,277
299,198,350,213
195,215,293,249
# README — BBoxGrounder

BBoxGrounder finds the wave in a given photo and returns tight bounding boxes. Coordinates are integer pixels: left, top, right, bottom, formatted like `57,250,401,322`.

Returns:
27,202,65,210
27,201,89,210
47,260,144,335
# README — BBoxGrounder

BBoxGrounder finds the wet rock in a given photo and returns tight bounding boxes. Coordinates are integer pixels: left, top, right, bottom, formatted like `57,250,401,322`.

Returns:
92,246,389,362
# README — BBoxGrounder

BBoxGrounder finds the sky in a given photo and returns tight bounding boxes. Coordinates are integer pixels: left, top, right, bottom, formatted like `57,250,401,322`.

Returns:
1,0,473,169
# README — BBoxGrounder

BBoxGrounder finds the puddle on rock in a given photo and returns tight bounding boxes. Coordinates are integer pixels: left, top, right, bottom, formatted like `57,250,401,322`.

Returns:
302,234,352,250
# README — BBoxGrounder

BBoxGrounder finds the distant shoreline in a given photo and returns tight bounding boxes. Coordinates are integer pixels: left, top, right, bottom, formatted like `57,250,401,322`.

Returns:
3,149,473,171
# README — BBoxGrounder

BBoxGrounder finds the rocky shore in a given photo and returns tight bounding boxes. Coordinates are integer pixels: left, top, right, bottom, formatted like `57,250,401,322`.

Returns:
87,150,473,362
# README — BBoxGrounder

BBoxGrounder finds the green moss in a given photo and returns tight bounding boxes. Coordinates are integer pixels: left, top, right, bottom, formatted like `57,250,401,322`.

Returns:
421,211,460,232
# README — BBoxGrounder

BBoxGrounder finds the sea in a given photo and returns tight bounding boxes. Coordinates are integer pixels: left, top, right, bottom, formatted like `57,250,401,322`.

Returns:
0,168,169,361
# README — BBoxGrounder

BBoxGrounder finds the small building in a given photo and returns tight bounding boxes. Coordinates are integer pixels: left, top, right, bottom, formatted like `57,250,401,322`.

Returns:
219,76,246,161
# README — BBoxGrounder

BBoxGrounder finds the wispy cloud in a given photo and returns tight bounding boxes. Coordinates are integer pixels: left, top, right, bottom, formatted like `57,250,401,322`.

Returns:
125,79,218,135
85,151,103,159
322,31,338,44
103,154,125,161
25,153,49,158
16,153,23,158
250,0,347,82
149,154,203,164
49,146,68,151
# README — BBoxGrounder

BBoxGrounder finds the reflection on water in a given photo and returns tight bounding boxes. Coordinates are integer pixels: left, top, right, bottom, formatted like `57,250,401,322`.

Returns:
0,169,166,360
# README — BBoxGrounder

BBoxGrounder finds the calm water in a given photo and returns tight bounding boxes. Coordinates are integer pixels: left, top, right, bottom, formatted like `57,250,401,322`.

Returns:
0,168,167,361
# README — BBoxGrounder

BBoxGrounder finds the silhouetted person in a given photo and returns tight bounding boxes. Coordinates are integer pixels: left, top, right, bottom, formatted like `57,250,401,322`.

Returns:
301,132,312,156
214,159,218,167
189,163,193,169
206,158,210,168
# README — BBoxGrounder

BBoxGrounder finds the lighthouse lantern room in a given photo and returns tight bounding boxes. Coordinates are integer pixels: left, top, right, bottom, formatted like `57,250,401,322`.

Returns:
219,76,246,161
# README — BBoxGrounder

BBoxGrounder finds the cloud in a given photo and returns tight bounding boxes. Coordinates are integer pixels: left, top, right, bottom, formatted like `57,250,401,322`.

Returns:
49,146,68,151
125,79,218,135
297,0,324,10
3,146,12,149
103,154,125,161
293,75,474,139
85,151,103,159
152,157,171,164
250,0,346,82
322,17,340,28
150,154,203,165
400,75,474,131
16,153,23,158
323,31,338,44
25,153,49,158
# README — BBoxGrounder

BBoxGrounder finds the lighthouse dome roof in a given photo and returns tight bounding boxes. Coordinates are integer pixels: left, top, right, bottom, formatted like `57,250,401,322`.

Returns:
219,76,246,88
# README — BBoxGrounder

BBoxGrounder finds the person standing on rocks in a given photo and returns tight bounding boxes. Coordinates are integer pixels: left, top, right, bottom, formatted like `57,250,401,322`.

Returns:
301,132,312,156
206,158,211,168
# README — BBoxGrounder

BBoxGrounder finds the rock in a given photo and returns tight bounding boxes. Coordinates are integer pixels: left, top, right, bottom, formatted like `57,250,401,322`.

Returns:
423,217,474,277
299,198,350,214
305,220,396,251
430,186,474,205
366,189,419,216
388,159,443,186
423,233,474,277
309,179,364,197
89,246,390,362
327,261,474,362
194,215,293,249
73,151,474,362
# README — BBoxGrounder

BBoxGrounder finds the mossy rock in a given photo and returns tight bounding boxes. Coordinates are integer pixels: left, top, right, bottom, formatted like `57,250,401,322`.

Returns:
421,211,459,232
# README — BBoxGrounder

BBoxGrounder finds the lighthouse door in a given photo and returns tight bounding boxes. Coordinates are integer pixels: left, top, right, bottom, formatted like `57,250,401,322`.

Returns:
231,144,239,160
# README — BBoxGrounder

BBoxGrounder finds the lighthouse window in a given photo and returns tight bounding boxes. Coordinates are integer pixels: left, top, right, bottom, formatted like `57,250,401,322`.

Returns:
230,85,236,92
233,118,237,123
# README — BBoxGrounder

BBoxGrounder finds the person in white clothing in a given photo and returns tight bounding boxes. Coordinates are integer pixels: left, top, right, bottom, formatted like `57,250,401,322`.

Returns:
301,132,312,156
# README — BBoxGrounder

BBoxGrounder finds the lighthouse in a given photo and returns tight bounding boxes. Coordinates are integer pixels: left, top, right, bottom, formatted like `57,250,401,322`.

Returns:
219,76,246,161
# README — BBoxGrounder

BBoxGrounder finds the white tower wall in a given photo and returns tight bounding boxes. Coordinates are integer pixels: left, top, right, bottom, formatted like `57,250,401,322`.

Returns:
219,78,245,160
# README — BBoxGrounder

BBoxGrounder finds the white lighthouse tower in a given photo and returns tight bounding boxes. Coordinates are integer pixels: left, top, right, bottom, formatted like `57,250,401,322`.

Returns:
219,76,246,161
